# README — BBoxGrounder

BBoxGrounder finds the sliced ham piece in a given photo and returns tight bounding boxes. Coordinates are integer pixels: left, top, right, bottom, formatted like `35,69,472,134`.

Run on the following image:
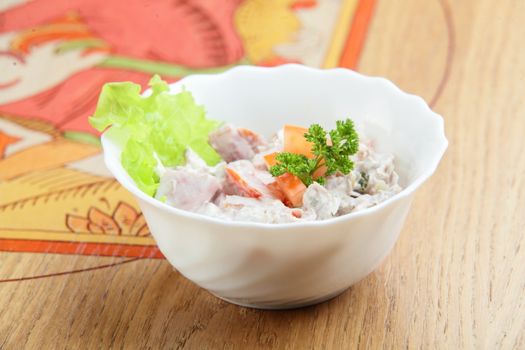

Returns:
155,168,221,211
209,124,267,162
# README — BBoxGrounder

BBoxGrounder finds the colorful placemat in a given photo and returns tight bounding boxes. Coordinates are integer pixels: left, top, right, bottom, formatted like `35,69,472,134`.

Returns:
0,0,375,259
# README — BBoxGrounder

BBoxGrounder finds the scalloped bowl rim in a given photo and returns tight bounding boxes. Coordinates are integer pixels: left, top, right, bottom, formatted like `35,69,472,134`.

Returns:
101,64,448,230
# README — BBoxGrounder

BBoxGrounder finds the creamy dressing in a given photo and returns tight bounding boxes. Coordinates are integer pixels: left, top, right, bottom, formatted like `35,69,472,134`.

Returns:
157,126,402,223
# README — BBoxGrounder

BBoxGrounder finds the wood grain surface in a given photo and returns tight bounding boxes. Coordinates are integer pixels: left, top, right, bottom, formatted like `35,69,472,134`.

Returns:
1,0,525,348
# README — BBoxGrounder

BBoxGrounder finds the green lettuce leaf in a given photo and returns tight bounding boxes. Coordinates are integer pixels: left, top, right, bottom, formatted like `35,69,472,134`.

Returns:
89,75,222,196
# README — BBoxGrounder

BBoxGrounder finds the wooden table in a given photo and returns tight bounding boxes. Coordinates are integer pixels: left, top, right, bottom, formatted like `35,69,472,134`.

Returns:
1,0,524,348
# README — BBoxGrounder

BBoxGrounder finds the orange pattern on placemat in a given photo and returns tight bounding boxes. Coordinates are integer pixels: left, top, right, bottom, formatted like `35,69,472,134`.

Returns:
10,12,108,55
339,0,376,69
66,202,150,236
0,239,163,258
0,131,20,158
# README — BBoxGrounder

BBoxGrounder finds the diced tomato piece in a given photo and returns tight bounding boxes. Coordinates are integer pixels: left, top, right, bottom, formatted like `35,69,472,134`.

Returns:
266,181,290,206
263,152,278,167
284,125,313,157
277,173,306,207
225,167,262,198
263,152,306,207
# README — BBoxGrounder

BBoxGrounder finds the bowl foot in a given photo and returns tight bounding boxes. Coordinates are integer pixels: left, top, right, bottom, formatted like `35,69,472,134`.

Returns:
211,287,349,310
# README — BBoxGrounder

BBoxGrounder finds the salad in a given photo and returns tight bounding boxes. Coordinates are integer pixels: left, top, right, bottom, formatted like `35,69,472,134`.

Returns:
90,76,402,224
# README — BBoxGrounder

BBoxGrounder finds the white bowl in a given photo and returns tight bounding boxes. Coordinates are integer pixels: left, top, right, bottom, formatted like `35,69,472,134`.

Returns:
101,64,447,309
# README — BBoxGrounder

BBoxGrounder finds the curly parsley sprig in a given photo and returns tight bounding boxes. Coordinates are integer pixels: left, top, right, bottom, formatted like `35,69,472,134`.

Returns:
269,119,359,186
